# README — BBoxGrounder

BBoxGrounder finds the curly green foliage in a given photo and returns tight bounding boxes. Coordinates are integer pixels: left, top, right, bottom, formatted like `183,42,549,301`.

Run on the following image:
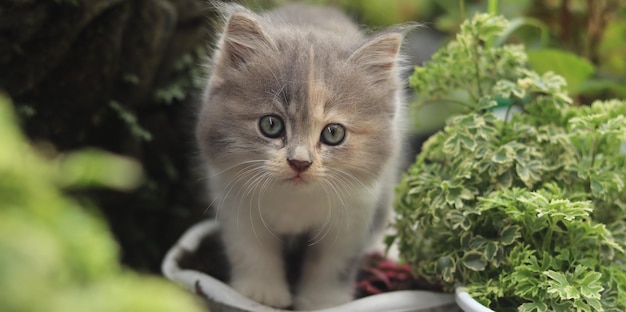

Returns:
409,14,534,111
0,93,203,312
392,13,626,311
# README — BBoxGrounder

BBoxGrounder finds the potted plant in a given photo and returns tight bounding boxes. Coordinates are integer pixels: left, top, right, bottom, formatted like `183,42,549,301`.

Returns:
390,13,626,312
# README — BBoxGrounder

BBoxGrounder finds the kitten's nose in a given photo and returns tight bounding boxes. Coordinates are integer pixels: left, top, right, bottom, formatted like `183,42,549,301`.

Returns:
287,159,312,173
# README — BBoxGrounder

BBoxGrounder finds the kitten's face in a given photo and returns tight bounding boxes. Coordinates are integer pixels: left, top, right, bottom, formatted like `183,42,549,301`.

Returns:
196,11,404,190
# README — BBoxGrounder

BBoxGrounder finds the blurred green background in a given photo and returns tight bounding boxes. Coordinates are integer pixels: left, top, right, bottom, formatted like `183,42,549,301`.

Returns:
0,0,624,297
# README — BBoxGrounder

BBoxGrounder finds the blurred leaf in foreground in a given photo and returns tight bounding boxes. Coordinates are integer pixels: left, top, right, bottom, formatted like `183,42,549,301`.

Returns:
0,92,203,312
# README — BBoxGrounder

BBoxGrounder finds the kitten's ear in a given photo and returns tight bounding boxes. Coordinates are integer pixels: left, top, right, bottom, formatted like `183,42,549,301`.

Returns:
216,12,275,70
348,26,415,85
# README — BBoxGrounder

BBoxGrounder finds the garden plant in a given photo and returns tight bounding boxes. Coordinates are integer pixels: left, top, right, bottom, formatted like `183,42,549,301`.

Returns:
0,93,203,312
391,13,626,312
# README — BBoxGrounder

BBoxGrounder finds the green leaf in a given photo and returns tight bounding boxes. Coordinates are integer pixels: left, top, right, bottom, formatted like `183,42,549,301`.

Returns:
454,114,482,129
495,17,550,47
590,170,625,199
544,270,580,300
436,256,456,283
527,49,595,95
483,241,498,261
468,14,509,42
543,270,568,286
444,184,474,208
477,97,499,110
519,302,549,312
578,271,603,299
443,132,477,154
584,298,603,312
500,225,521,245
109,101,153,142
550,301,574,312
590,179,604,197
462,251,487,271
516,160,543,187
496,170,513,188
492,145,515,164
447,210,471,231
58,149,143,191
598,114,626,136
469,236,488,249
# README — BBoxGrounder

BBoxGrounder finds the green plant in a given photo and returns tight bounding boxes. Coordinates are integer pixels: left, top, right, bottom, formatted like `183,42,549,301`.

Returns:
154,47,207,105
416,0,626,100
0,93,203,312
109,100,153,142
391,14,626,311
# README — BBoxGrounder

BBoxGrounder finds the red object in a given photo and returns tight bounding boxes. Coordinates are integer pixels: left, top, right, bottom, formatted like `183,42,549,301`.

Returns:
354,252,442,298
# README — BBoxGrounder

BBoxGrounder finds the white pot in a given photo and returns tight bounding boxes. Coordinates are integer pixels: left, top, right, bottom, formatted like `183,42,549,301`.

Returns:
454,288,494,312
162,219,458,312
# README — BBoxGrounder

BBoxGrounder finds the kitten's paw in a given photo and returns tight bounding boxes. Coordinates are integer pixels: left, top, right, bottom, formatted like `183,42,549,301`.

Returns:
295,289,353,310
231,277,292,308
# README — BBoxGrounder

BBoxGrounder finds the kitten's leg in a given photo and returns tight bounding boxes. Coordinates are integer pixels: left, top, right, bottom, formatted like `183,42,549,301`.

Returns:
294,228,365,310
221,222,292,308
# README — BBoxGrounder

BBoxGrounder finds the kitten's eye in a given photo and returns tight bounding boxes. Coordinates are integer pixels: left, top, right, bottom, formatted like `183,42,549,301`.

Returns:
259,115,285,138
321,124,345,146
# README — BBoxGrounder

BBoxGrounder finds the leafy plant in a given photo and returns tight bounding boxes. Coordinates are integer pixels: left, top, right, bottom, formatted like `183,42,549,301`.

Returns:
0,93,203,312
417,0,626,101
154,47,207,105
391,13,626,311
109,100,153,142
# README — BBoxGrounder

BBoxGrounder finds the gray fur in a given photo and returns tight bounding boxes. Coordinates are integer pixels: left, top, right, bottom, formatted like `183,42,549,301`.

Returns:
196,3,413,310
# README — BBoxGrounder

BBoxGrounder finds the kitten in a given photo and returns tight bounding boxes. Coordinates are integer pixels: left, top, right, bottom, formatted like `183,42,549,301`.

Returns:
196,3,412,310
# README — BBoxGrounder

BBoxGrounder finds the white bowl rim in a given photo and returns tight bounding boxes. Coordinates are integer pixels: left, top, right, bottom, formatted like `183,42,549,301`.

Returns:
455,287,495,312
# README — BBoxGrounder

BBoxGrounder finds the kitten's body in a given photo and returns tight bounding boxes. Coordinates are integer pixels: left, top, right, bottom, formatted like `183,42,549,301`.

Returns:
196,3,411,310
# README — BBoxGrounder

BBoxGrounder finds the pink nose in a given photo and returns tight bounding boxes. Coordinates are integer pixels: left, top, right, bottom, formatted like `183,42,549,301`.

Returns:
287,159,312,173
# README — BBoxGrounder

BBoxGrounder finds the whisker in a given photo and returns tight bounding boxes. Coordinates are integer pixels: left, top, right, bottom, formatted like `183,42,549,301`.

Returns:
214,165,266,230
209,160,267,178
308,181,334,246
314,176,348,248
205,162,265,210
231,168,268,242
324,173,353,249
257,175,283,242
329,167,375,193
212,165,265,222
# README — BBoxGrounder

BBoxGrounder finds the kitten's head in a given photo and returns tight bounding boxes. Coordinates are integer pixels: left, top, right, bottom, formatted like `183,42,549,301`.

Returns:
197,6,410,191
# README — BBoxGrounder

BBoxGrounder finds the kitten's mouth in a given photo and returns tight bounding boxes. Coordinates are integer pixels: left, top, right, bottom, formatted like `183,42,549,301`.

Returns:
287,174,307,184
